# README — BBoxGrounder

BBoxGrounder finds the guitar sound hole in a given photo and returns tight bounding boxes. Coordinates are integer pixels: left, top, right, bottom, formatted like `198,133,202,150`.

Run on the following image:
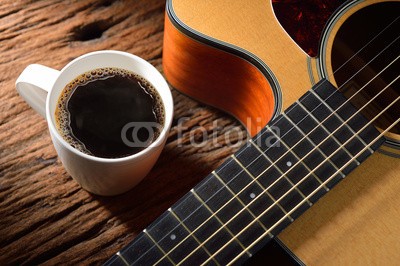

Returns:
331,2,400,135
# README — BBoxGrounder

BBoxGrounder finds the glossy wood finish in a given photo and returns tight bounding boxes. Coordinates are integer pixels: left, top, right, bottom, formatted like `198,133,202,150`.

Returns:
163,0,316,136
163,16,276,136
163,0,400,264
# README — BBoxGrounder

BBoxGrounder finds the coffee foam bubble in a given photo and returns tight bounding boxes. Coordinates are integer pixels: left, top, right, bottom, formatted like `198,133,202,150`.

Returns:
55,67,165,156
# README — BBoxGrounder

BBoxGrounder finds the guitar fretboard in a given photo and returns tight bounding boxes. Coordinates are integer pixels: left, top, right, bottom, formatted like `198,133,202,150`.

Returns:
105,80,385,266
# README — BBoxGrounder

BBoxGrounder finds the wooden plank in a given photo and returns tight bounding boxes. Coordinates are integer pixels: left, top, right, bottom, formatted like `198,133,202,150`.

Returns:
0,0,246,264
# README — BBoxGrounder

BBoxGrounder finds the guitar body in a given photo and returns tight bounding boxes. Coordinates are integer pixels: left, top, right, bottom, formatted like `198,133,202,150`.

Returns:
163,0,400,264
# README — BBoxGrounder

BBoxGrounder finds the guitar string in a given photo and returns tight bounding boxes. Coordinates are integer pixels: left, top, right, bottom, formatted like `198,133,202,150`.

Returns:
201,78,400,264
145,18,399,265
180,16,398,201
148,18,397,264
182,74,399,265
127,15,399,265
157,53,399,266
147,33,399,265
225,116,400,266
317,16,399,76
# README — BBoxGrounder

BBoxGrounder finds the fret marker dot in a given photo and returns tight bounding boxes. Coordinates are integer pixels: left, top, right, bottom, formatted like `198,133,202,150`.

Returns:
250,192,256,199
286,161,292,167
170,234,176,240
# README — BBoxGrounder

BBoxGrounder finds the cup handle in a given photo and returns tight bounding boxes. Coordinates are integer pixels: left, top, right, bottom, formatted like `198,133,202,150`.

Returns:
15,64,61,118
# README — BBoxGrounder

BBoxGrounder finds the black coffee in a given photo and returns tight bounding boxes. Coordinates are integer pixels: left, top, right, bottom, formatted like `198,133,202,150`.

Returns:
55,67,164,158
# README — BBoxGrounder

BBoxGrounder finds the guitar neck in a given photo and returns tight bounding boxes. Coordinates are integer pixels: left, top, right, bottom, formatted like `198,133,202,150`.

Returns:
105,80,385,266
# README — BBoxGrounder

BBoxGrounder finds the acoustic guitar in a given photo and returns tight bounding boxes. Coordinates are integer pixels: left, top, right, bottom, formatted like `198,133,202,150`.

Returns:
106,0,400,265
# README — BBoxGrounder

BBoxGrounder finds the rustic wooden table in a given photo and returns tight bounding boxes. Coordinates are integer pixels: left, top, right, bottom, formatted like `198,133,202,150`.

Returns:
0,0,248,264
4,0,381,265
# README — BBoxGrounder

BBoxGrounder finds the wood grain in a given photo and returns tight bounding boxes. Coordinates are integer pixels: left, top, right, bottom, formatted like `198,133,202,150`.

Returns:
0,0,247,264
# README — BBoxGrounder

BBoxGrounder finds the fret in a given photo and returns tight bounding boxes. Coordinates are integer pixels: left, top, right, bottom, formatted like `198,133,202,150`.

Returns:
146,211,186,252
193,175,250,226
117,231,172,266
215,157,267,207
172,187,249,263
172,192,226,249
288,101,351,187
212,170,275,257
327,100,383,150
266,126,327,206
297,98,362,165
282,127,345,191
233,152,304,208
190,189,251,264
252,123,280,152
239,143,292,191
212,171,275,255
143,230,175,265
299,88,373,165
231,151,295,223
193,178,254,252
215,156,291,234
234,141,285,193
116,252,130,266
212,171,271,233
265,125,316,206
282,113,339,188
286,101,358,178
168,209,218,265
235,144,278,178
230,142,304,237
211,172,277,258
314,82,383,150
253,128,286,162
238,137,312,212
309,89,374,159
105,253,129,266
146,210,209,264
247,140,312,219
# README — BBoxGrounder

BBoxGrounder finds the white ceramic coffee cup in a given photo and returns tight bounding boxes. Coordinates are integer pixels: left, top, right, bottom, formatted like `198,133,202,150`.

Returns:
15,50,173,196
